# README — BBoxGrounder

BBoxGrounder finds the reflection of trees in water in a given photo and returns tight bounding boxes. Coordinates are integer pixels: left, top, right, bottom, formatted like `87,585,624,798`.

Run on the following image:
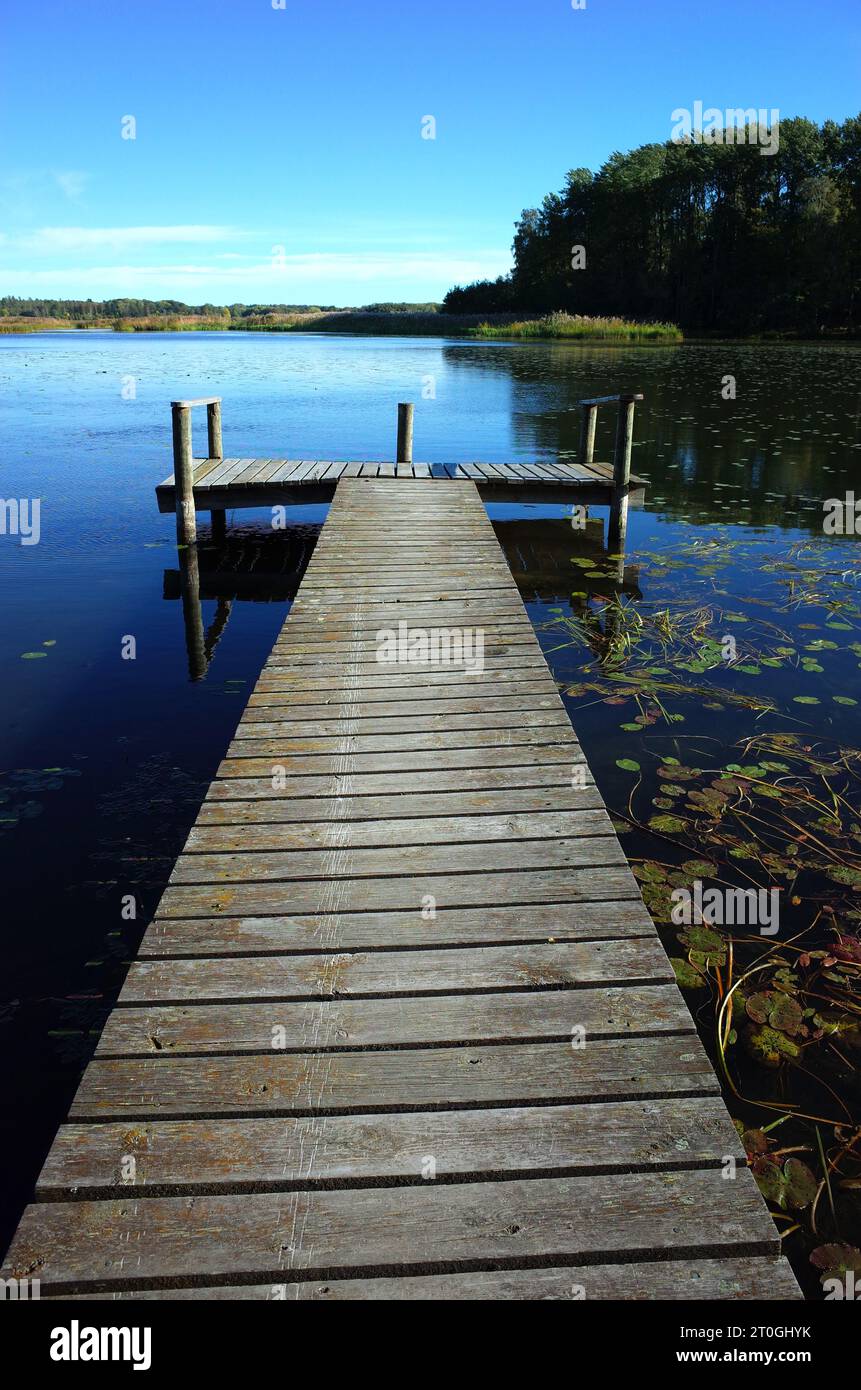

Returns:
441,342,859,535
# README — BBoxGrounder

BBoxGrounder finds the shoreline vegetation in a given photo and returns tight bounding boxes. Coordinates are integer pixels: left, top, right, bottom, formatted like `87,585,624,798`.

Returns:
0,300,682,341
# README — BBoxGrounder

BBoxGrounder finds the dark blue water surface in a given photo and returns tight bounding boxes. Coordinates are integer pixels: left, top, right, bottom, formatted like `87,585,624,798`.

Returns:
1,331,860,1270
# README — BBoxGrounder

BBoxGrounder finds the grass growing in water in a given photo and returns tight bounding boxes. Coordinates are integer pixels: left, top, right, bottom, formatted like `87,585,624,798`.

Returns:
470,311,683,342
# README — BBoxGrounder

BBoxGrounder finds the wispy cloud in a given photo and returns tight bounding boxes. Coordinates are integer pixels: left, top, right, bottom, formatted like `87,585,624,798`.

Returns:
0,249,509,286
52,171,90,200
12,225,237,254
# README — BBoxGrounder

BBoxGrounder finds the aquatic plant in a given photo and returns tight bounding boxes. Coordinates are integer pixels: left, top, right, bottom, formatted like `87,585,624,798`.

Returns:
548,530,861,1284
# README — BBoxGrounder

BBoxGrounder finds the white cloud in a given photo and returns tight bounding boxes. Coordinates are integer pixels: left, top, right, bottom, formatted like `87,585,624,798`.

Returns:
0,248,510,291
15,225,236,254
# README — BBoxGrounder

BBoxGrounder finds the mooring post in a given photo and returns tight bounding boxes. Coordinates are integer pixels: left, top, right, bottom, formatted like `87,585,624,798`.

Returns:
206,399,223,460
171,402,196,547
578,403,598,468
607,395,639,552
207,399,226,541
396,402,414,471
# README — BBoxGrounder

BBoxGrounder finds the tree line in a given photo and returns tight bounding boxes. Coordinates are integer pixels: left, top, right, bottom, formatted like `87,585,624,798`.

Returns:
0,298,440,320
443,116,861,334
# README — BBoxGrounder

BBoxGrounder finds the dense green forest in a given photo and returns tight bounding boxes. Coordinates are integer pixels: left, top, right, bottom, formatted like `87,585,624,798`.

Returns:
444,116,861,335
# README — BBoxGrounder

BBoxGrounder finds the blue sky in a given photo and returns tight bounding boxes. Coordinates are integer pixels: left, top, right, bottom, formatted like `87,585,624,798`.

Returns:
1,0,859,305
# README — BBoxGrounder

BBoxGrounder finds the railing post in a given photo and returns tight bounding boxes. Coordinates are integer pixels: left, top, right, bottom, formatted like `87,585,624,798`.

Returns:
608,395,637,552
578,403,598,468
172,402,196,546
396,402,414,470
207,399,223,461
207,399,226,541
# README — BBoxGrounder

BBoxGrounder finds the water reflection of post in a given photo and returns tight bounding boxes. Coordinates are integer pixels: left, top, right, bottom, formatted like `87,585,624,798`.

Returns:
204,598,233,665
178,542,206,682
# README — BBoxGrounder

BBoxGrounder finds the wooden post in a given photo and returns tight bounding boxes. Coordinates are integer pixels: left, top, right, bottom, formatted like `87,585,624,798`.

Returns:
608,396,637,552
578,403,598,468
396,402,414,468
172,402,196,546
207,399,226,540
206,399,222,461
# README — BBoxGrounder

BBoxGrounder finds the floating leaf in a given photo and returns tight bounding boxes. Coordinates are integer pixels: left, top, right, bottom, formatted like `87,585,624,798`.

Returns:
681,859,717,877
746,1025,801,1067
783,1158,818,1210
670,957,707,989
810,1244,861,1279
648,813,686,834
615,758,641,773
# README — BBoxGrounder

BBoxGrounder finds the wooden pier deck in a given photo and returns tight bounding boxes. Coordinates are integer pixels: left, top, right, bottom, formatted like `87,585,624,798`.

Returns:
2,477,800,1299
155,453,647,511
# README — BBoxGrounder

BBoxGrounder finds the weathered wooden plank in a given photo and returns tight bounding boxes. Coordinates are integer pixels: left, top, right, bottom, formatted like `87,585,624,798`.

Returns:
206,765,588,800
42,1257,801,1300
252,668,557,693
2,1168,777,1292
69,1035,720,1121
238,694,565,722
38,1096,734,1193
223,726,577,760
235,709,569,738
98,982,689,1057
185,807,613,852
140,899,655,956
245,679,557,707
157,866,641,919
265,636,542,664
167,835,627,886
119,939,672,1005
217,748,582,783
196,785,605,828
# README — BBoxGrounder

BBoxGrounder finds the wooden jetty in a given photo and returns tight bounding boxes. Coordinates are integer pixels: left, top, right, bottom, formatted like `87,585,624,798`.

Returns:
1,400,802,1299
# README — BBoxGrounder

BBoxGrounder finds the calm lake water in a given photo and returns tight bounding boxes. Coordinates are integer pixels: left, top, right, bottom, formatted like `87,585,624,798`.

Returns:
1,331,860,1287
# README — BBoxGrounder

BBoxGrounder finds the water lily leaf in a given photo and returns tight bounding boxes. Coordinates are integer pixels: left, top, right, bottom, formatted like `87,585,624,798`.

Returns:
783,1158,817,1210
752,1160,784,1203
745,992,771,1024
826,866,861,887
648,813,686,833
20,652,47,659
632,861,667,883
810,1244,861,1278
742,1128,769,1155
615,758,641,772
769,994,803,1035
681,859,717,877
746,1025,801,1067
670,957,707,989
678,924,726,964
